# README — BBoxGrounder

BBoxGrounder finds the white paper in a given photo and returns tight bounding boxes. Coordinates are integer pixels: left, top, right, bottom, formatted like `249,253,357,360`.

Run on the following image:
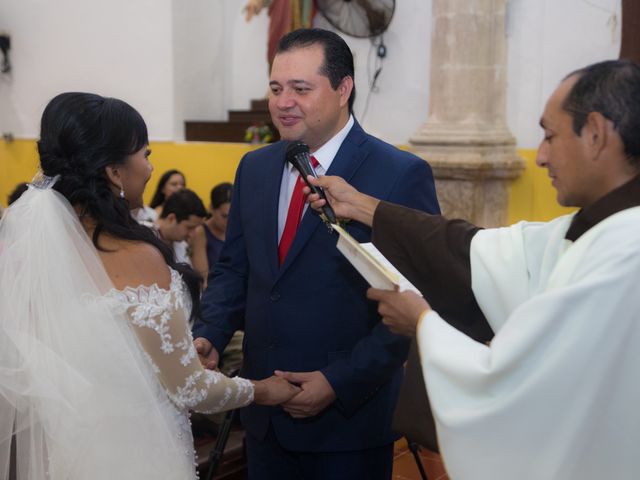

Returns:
333,224,421,295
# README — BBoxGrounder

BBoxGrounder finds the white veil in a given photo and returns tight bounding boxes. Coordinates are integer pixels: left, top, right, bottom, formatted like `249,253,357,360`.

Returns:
0,175,192,479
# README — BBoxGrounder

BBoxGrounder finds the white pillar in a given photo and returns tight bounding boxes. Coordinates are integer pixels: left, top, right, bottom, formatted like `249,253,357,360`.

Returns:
411,0,524,227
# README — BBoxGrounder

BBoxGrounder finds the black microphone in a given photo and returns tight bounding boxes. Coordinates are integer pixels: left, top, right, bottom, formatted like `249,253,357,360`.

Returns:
285,141,337,224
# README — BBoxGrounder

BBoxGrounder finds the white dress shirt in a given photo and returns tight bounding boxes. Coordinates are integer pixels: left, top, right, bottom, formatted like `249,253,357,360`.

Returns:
277,115,355,242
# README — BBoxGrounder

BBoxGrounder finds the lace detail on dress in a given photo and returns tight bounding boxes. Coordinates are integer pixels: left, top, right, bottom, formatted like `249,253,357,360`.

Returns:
143,350,161,374
107,269,186,354
169,370,254,414
177,333,196,366
104,267,254,416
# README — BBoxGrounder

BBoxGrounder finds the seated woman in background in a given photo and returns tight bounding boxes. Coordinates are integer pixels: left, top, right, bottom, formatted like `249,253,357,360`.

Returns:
190,182,232,291
193,182,243,376
149,168,186,218
203,182,232,279
0,92,299,479
134,169,187,225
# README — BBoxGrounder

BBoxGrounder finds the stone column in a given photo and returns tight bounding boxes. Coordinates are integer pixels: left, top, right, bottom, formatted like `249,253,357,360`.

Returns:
410,0,524,227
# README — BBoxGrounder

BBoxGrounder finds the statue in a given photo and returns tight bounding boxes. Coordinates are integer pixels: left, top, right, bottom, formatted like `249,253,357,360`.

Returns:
244,0,316,65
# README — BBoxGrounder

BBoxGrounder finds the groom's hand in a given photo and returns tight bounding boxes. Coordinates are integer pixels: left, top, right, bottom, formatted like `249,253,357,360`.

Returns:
194,337,219,370
274,370,336,418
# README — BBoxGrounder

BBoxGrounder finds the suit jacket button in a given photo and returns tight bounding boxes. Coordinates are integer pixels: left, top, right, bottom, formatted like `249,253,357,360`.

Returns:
270,292,281,302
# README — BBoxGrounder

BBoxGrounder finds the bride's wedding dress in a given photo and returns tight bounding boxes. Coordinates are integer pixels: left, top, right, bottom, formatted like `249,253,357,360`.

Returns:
0,177,253,479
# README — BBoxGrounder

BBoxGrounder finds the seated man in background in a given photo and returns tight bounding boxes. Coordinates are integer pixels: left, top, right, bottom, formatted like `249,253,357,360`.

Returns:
155,188,207,270
304,59,640,480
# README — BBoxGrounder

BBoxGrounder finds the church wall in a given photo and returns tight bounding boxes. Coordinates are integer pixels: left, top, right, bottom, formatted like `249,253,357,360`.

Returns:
0,139,574,223
505,0,621,148
0,0,622,220
178,0,621,147
0,0,176,140
0,0,622,144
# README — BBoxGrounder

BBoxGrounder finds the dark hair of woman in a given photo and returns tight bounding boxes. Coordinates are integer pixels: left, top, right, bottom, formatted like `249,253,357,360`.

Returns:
149,169,186,209
210,182,233,210
37,92,201,319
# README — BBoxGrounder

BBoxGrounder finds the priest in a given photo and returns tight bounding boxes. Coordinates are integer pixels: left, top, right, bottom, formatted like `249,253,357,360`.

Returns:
299,59,640,479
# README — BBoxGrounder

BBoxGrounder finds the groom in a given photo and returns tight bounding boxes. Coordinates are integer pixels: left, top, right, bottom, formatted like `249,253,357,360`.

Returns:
193,28,439,479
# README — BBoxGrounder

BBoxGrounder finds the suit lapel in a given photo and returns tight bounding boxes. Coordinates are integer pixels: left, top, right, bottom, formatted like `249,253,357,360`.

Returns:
276,122,369,277
324,121,368,182
264,143,287,280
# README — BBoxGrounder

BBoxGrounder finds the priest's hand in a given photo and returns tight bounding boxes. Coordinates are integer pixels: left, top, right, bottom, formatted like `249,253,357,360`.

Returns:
367,288,431,337
193,337,219,370
274,370,337,418
303,175,380,227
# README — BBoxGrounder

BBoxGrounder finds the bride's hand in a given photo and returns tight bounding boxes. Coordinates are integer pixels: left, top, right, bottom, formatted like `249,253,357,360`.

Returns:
252,375,301,406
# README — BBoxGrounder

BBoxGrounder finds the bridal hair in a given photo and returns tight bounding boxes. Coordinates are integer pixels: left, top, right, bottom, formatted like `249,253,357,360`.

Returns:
37,92,201,318
149,169,186,209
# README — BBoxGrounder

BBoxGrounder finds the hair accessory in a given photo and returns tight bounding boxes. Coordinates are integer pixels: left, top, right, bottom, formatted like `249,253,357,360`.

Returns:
30,171,60,190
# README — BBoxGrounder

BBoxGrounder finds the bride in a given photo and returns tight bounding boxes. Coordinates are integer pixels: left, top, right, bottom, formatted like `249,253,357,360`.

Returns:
0,92,299,479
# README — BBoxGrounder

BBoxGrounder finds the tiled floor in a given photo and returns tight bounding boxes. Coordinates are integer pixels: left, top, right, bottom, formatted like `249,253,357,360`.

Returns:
392,439,449,480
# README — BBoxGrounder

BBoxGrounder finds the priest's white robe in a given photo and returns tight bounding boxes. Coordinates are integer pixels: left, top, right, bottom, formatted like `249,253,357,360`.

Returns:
418,206,640,479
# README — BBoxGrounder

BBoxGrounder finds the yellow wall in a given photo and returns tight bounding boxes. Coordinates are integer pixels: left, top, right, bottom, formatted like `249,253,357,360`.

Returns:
141,142,261,206
0,139,40,206
0,140,258,208
0,139,573,222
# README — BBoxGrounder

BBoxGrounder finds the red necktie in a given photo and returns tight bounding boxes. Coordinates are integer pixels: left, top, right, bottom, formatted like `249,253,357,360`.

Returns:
278,156,319,265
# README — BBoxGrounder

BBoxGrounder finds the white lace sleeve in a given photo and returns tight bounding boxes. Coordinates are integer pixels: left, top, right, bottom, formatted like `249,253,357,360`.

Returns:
108,269,254,414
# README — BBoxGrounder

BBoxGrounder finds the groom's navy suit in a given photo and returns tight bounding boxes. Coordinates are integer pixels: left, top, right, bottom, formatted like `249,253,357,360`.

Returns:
194,121,439,456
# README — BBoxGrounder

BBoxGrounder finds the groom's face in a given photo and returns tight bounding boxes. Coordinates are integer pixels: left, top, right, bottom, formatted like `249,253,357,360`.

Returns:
268,44,351,152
